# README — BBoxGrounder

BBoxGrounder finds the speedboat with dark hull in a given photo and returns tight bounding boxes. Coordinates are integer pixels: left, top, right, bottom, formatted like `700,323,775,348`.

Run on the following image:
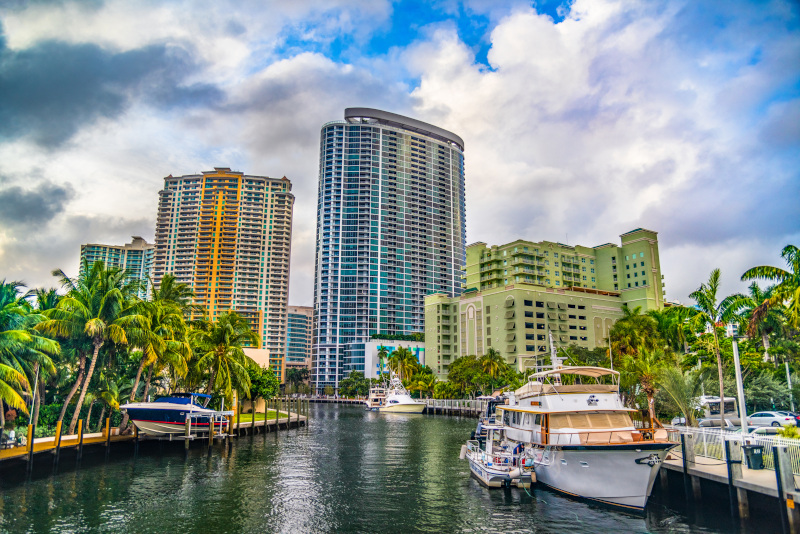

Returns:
120,393,226,436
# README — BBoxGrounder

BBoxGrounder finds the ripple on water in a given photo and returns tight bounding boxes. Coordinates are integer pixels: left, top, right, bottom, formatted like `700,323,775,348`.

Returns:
0,404,768,533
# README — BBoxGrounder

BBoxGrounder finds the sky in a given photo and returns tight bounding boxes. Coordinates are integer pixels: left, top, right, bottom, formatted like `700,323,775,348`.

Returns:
0,0,798,307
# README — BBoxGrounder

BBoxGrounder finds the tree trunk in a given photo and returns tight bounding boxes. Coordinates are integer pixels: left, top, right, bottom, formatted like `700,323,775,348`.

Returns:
142,365,154,401
763,332,771,363
85,399,95,431
713,328,726,430
58,353,86,423
130,356,147,403
68,339,102,434
32,377,44,428
95,406,106,432
206,364,218,396
647,394,656,428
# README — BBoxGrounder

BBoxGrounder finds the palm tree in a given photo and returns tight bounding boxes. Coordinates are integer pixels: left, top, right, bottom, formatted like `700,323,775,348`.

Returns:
191,312,259,400
742,244,800,329
624,349,670,425
729,282,785,362
377,345,389,380
38,261,147,434
119,301,190,430
0,281,59,428
608,305,662,357
688,269,742,429
480,348,504,381
659,366,706,427
411,374,438,398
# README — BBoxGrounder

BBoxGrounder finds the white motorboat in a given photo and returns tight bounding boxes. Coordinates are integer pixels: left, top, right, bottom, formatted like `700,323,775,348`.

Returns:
120,393,231,436
364,372,426,413
462,405,534,488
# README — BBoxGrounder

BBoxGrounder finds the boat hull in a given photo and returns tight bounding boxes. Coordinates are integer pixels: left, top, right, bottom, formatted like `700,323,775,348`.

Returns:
531,442,675,510
466,455,533,488
123,406,224,436
378,403,426,413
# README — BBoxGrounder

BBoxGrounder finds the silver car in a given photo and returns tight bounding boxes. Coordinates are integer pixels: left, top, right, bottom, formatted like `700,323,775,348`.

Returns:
747,411,798,427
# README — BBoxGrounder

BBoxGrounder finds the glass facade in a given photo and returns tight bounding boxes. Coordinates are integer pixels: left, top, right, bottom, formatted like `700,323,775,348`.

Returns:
312,109,466,392
80,236,154,300
286,306,313,366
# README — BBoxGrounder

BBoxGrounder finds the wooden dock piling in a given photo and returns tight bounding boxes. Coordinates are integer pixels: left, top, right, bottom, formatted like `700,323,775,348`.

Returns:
52,420,63,472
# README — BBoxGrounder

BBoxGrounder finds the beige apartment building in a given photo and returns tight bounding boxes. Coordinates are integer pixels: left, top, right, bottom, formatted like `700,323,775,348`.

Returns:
425,229,665,377
151,167,294,382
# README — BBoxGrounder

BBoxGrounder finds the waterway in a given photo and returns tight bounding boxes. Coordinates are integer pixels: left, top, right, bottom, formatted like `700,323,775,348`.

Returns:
0,404,772,532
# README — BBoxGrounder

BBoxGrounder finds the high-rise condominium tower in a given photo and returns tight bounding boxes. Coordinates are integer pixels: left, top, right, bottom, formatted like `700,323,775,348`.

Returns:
80,236,153,299
313,108,466,392
152,167,294,381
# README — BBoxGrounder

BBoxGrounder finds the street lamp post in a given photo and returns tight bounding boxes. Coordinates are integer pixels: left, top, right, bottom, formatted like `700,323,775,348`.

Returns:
732,338,748,438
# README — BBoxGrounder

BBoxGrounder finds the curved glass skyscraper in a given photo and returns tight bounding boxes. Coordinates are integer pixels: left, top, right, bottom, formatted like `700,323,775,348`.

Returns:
312,108,466,392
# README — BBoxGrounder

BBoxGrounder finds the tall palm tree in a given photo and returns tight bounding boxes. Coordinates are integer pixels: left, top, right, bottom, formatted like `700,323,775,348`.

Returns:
377,345,389,380
191,312,259,400
742,245,800,329
688,269,742,429
38,261,147,434
729,282,785,362
624,349,670,425
118,301,191,430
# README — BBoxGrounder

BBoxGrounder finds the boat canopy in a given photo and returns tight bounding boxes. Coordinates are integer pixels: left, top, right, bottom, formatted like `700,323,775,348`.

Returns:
154,392,211,406
528,366,619,380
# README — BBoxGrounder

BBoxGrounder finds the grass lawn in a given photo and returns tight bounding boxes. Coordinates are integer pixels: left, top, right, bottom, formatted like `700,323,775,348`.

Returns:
237,411,287,421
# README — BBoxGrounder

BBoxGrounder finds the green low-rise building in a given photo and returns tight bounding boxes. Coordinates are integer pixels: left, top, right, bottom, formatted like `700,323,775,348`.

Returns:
425,228,666,376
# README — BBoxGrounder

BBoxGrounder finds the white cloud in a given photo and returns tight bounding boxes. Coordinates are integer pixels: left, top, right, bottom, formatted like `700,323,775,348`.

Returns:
0,0,797,308
404,0,799,301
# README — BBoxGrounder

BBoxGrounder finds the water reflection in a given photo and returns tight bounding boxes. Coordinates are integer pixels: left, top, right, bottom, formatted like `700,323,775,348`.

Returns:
0,404,764,533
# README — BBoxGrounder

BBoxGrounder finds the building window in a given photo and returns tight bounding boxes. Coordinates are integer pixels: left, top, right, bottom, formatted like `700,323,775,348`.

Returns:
536,301,544,307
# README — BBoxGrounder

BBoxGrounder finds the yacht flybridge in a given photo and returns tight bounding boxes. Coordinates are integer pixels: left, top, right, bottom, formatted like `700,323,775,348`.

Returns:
464,364,676,511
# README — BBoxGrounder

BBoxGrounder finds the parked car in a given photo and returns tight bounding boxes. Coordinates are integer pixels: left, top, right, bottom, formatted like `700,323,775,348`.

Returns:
747,411,798,427
776,411,800,425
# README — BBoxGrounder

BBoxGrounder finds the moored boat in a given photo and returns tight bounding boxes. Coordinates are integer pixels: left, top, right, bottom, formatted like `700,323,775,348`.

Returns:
502,365,677,511
120,393,230,436
374,372,426,413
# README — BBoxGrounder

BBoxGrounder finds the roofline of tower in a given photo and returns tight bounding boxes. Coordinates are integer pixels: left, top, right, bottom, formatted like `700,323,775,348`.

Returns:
344,107,465,151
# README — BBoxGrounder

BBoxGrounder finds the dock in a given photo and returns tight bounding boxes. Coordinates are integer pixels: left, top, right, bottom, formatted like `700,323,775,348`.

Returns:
659,429,800,532
308,397,489,417
0,397,310,474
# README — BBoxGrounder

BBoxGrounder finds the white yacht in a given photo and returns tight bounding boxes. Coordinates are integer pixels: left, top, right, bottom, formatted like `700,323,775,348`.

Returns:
364,372,426,413
501,365,676,510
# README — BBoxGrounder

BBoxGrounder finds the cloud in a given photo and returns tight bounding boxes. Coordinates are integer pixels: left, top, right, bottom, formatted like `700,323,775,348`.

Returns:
0,212,153,289
0,32,222,147
403,0,800,300
0,181,75,227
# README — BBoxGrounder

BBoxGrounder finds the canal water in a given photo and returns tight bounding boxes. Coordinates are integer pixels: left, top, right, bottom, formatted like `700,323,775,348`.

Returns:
0,404,771,532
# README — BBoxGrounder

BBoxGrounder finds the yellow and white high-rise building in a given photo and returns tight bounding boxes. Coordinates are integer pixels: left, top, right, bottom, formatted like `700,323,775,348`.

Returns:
152,167,294,382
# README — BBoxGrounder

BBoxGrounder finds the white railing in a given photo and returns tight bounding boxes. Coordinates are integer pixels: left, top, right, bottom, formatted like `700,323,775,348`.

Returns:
672,427,800,475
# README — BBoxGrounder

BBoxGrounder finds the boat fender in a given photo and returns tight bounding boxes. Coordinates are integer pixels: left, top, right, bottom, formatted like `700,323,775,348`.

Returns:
494,457,501,464
508,468,522,479
459,445,467,460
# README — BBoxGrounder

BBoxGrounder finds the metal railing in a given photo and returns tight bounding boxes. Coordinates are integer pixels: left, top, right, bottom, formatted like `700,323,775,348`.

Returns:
423,399,489,413
672,427,800,475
